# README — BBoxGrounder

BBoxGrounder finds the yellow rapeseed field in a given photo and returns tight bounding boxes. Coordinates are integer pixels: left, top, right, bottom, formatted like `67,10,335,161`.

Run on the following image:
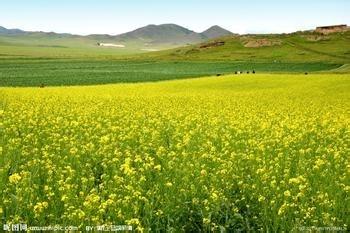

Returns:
0,74,349,231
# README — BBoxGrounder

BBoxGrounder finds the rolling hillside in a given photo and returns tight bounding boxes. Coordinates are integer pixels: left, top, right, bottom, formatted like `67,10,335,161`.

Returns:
1,24,348,64
0,24,233,57
140,30,350,64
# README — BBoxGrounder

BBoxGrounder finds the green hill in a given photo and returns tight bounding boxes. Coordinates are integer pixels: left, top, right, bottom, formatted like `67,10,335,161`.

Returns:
201,25,234,39
2,24,348,65
114,24,234,45
139,30,350,64
114,24,205,45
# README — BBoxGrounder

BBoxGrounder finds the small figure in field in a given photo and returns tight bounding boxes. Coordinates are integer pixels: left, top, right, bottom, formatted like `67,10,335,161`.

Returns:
247,71,250,74
234,71,238,74
305,72,308,75
216,74,222,77
252,70,256,74
40,83,45,88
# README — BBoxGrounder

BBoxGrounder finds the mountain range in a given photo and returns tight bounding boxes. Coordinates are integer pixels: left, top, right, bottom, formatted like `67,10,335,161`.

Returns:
0,24,234,48
112,24,233,45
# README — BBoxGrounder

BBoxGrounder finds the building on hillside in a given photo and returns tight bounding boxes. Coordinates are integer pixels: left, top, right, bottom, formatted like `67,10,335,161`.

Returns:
315,25,348,34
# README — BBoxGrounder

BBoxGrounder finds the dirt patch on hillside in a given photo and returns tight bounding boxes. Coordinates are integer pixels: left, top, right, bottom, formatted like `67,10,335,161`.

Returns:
199,41,225,49
315,25,349,34
242,38,282,48
302,35,330,42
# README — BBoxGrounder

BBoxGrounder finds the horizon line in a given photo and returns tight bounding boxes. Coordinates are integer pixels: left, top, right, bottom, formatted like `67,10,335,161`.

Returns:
1,23,348,37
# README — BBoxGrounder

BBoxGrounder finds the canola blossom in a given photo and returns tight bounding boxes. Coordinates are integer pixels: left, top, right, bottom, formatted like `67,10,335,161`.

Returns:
0,74,349,231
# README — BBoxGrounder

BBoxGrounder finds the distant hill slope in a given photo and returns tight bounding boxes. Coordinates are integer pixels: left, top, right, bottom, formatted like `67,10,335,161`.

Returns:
0,24,349,65
0,26,25,35
114,24,206,45
0,24,233,53
113,24,233,45
201,25,234,39
140,30,350,63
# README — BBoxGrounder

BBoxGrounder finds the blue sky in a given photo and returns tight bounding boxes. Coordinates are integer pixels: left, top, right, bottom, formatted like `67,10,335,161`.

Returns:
1,0,349,35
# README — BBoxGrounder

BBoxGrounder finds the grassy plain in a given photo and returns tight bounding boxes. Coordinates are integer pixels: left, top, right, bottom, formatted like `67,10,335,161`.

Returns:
1,74,349,231
0,58,340,86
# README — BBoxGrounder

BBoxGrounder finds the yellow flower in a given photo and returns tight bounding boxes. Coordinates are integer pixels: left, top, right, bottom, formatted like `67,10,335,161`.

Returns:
166,182,173,187
34,201,49,216
9,173,22,184
77,210,85,219
126,218,141,225
83,193,100,208
211,192,218,201
156,209,163,216
284,190,291,197
61,195,68,202
100,135,110,144
70,147,78,155
288,178,300,184
154,165,162,171
203,218,211,225
278,203,288,216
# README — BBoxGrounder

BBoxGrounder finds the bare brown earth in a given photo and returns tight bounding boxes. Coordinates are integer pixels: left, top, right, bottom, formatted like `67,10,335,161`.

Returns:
315,25,349,34
199,41,225,49
302,35,330,42
242,38,282,48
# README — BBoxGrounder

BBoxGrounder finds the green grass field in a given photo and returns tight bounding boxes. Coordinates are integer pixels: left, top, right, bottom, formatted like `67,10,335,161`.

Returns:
1,74,349,231
0,58,342,87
